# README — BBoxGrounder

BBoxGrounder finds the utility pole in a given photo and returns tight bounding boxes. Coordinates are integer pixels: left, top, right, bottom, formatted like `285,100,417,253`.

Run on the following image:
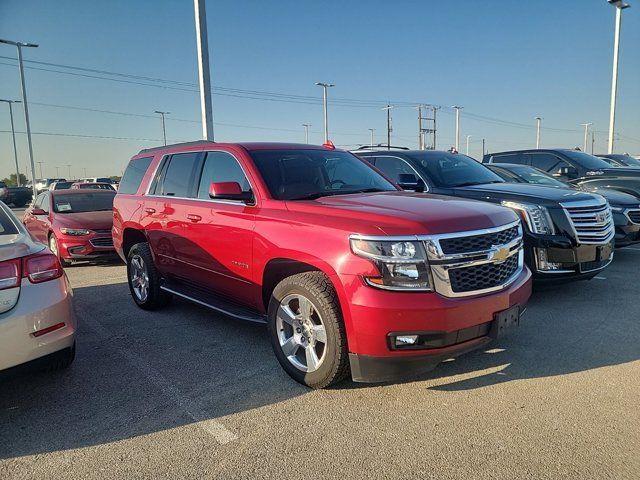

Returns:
36,161,44,179
0,99,22,186
482,138,486,157
581,123,593,152
452,106,463,151
368,128,375,146
315,82,334,143
65,164,72,179
465,135,472,156
607,0,630,154
55,166,60,177
535,116,542,149
417,105,423,150
382,105,394,150
302,123,311,143
154,110,170,145
591,131,595,154
0,39,39,197
193,0,214,141
83,167,87,178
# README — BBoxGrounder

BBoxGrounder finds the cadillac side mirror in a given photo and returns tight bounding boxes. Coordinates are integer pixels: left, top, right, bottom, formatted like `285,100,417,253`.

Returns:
397,173,425,193
209,182,253,203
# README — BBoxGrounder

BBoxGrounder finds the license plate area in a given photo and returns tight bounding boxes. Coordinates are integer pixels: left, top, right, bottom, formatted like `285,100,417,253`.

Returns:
491,304,520,338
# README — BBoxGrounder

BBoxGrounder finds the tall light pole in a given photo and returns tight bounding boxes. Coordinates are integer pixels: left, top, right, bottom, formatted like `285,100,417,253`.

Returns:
193,0,214,141
0,99,22,186
0,39,38,196
315,82,334,143
36,161,44,179
465,135,472,156
368,128,375,146
581,123,593,152
382,105,394,150
535,116,542,149
55,166,60,177
154,110,170,145
607,0,630,154
302,123,311,143
452,106,463,151
65,164,72,179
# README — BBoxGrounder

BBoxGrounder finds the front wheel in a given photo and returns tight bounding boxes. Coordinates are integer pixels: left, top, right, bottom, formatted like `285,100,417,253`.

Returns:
127,242,171,310
267,272,349,389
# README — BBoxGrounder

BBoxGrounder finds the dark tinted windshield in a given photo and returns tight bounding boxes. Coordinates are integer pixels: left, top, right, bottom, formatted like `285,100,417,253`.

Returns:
562,151,612,170
54,182,73,190
501,165,569,188
407,152,504,188
249,149,396,200
53,192,115,213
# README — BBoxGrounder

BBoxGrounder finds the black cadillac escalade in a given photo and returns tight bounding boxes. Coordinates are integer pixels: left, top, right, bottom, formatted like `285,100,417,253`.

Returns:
356,148,615,282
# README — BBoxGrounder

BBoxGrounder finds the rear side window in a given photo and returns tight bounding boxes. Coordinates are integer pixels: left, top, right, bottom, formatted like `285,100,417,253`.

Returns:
0,208,19,235
490,153,525,165
160,153,200,197
197,152,251,200
527,153,564,172
119,157,153,194
374,157,419,182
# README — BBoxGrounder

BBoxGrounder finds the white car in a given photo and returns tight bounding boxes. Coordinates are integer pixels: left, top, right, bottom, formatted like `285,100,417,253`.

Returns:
0,202,76,373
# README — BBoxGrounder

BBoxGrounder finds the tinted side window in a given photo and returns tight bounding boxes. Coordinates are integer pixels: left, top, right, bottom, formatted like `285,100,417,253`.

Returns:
197,152,251,200
374,157,417,182
119,157,153,194
160,153,200,197
40,193,50,213
528,153,564,172
490,153,525,165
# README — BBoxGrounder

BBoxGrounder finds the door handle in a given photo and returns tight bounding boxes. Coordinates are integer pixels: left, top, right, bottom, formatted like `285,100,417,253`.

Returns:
144,207,156,214
187,214,202,222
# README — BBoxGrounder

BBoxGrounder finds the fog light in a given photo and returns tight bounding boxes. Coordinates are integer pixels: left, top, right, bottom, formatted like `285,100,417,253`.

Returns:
395,335,418,347
535,248,562,271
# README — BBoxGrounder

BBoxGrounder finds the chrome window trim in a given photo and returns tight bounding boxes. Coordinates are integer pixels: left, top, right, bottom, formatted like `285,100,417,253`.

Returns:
143,149,258,207
369,155,431,193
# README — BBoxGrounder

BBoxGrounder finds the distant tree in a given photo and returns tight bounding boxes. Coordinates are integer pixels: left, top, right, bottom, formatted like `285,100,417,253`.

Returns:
1,173,28,187
109,175,121,183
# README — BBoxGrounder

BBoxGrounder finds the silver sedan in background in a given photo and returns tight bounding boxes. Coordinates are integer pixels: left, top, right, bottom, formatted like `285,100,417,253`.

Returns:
0,202,76,373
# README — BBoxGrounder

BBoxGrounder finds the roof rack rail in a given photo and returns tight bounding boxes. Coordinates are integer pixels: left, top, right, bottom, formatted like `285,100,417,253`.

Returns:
138,140,213,155
354,144,410,151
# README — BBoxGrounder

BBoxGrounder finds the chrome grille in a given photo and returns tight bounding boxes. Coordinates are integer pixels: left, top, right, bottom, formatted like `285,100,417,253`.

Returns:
626,209,640,224
90,237,114,248
425,220,524,298
562,200,614,244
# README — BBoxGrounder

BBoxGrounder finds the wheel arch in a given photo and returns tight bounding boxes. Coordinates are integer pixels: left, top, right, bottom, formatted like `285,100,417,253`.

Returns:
122,227,147,259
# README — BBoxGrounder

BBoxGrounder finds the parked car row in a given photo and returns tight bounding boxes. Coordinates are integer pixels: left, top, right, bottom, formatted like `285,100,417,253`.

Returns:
2,142,638,389
35,177,117,194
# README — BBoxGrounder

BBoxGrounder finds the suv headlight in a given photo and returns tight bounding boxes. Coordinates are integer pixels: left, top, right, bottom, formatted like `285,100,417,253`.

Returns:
350,238,432,291
60,228,90,236
501,201,555,235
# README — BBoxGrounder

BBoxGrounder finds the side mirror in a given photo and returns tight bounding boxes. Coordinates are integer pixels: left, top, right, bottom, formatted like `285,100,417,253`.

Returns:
397,173,425,193
556,166,578,179
209,182,253,203
31,207,47,216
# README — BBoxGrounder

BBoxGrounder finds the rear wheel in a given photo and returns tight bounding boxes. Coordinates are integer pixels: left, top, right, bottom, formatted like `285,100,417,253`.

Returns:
127,242,171,310
267,272,349,389
49,234,71,268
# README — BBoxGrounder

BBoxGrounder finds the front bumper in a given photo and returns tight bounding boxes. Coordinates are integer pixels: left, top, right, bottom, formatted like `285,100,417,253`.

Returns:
0,274,76,371
613,211,640,247
59,235,116,261
342,267,531,383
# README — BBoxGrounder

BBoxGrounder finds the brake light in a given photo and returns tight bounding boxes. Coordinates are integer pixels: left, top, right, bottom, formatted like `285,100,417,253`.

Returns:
23,253,63,284
0,259,21,290
323,140,335,150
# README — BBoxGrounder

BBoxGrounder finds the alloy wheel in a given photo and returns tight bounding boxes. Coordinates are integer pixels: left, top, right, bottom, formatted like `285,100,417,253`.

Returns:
129,254,150,302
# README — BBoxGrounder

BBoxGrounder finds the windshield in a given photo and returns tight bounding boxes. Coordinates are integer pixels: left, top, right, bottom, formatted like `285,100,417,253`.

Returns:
53,192,115,213
407,152,504,188
503,165,569,188
604,154,640,167
249,149,397,200
562,150,612,170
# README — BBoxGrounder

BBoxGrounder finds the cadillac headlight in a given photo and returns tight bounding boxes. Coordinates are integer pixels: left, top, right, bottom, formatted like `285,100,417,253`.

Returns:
501,201,555,235
350,238,432,291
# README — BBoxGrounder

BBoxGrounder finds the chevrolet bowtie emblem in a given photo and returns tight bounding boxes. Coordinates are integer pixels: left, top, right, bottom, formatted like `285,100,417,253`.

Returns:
489,246,510,263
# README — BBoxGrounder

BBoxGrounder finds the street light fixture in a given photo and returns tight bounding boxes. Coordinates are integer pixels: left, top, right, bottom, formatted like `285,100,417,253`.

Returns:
315,82,334,143
607,0,630,154
535,116,542,149
0,99,22,186
0,38,39,196
154,110,170,145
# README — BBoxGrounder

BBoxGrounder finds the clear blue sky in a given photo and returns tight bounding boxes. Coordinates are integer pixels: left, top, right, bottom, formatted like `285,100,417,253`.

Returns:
0,0,638,179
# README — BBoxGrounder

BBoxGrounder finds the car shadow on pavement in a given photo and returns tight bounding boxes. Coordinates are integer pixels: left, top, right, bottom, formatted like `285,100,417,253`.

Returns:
427,249,640,392
0,281,307,459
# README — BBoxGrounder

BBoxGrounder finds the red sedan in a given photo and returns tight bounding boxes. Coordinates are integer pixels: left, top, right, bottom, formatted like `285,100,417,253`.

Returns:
23,189,116,266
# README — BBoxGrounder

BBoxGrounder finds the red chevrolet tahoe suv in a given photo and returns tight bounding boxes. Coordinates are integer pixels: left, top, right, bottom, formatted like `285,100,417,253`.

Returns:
113,141,532,388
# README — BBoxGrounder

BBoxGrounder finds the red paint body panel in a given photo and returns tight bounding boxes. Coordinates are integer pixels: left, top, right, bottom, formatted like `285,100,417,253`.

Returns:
113,142,532,360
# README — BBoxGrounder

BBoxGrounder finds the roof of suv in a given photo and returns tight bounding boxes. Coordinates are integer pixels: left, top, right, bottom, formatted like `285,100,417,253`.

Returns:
138,141,331,155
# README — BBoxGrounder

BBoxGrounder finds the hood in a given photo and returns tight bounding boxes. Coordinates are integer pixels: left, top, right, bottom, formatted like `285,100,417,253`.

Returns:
584,188,640,207
53,210,113,230
284,191,518,236
455,182,597,206
598,168,640,177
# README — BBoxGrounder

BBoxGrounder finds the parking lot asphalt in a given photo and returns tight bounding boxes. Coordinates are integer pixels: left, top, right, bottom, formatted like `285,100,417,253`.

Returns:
1,248,639,479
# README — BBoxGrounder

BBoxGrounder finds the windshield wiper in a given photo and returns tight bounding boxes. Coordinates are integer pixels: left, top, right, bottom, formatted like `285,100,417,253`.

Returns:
288,188,390,201
453,180,502,187
341,188,391,194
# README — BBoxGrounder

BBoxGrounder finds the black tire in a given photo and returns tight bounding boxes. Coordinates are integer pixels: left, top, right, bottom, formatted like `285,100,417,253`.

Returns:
49,234,72,268
44,343,75,372
127,242,171,310
267,272,349,389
